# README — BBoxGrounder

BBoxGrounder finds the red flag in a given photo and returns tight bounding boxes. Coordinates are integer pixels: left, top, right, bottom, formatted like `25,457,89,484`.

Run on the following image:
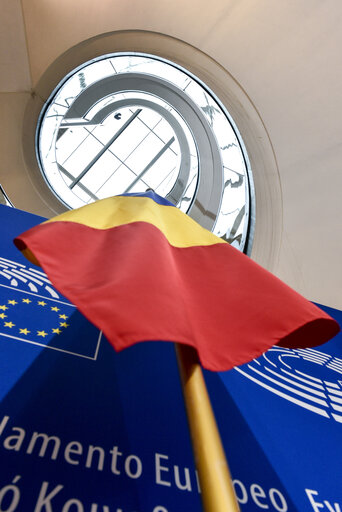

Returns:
14,191,339,371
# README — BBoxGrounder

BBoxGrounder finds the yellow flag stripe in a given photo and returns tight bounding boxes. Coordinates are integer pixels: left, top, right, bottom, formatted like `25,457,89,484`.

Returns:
45,196,225,248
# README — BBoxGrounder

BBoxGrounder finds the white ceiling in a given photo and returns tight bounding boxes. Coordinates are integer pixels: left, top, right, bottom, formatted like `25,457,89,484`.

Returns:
0,0,341,310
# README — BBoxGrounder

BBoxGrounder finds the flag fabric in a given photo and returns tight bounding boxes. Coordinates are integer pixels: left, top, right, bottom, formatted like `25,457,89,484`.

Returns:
14,191,339,371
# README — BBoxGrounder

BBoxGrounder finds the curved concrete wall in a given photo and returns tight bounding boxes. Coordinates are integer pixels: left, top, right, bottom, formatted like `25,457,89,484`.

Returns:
0,0,341,309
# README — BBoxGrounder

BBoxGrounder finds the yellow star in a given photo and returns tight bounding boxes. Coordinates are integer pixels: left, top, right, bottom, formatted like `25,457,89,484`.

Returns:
51,306,60,312
0,305,8,310
8,300,18,306
59,314,68,319
4,322,15,328
38,301,47,306
52,328,62,334
22,298,31,304
37,330,48,337
59,322,69,328
0,313,7,319
19,328,30,335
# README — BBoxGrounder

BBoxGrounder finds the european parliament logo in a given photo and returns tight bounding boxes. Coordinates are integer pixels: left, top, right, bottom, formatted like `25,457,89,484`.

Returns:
0,256,101,360
236,345,342,423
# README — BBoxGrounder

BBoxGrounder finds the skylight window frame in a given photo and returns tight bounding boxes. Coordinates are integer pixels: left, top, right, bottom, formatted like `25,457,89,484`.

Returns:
36,52,253,254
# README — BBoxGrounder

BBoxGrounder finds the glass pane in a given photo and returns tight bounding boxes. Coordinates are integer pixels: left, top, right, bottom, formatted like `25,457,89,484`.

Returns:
37,53,251,252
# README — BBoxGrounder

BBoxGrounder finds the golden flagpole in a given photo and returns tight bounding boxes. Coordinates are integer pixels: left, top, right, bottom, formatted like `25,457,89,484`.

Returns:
175,343,240,512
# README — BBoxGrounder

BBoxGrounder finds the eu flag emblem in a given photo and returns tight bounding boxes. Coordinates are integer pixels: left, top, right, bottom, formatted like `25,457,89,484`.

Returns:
0,205,101,360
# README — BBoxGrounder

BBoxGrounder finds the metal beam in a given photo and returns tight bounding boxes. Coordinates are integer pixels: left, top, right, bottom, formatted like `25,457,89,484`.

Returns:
70,109,142,190
123,136,175,193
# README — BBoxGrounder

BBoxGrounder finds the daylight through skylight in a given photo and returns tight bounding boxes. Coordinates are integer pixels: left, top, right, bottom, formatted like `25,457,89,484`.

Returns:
37,54,253,251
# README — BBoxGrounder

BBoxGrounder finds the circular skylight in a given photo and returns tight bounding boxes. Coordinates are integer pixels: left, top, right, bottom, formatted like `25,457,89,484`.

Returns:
37,53,253,252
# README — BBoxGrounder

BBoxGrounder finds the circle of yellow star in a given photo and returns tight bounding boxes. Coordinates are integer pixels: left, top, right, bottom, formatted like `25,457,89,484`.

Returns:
37,330,48,337
52,328,62,334
51,306,60,312
38,301,47,306
59,322,69,328
8,300,18,306
59,314,68,319
19,328,30,335
4,321,15,328
0,305,8,310
22,298,31,304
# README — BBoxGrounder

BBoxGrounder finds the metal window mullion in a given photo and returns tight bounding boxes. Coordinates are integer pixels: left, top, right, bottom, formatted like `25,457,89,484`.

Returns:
83,128,150,196
94,116,165,195
84,127,137,177
155,166,177,191
57,163,99,201
123,136,175,194
60,126,97,166
70,108,142,189
129,108,178,157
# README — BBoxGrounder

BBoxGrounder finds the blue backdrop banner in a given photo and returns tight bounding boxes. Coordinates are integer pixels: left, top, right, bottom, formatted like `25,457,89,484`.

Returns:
0,204,341,512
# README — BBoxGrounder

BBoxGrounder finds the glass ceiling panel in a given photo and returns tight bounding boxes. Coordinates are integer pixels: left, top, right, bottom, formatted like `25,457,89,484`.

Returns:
37,53,253,252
